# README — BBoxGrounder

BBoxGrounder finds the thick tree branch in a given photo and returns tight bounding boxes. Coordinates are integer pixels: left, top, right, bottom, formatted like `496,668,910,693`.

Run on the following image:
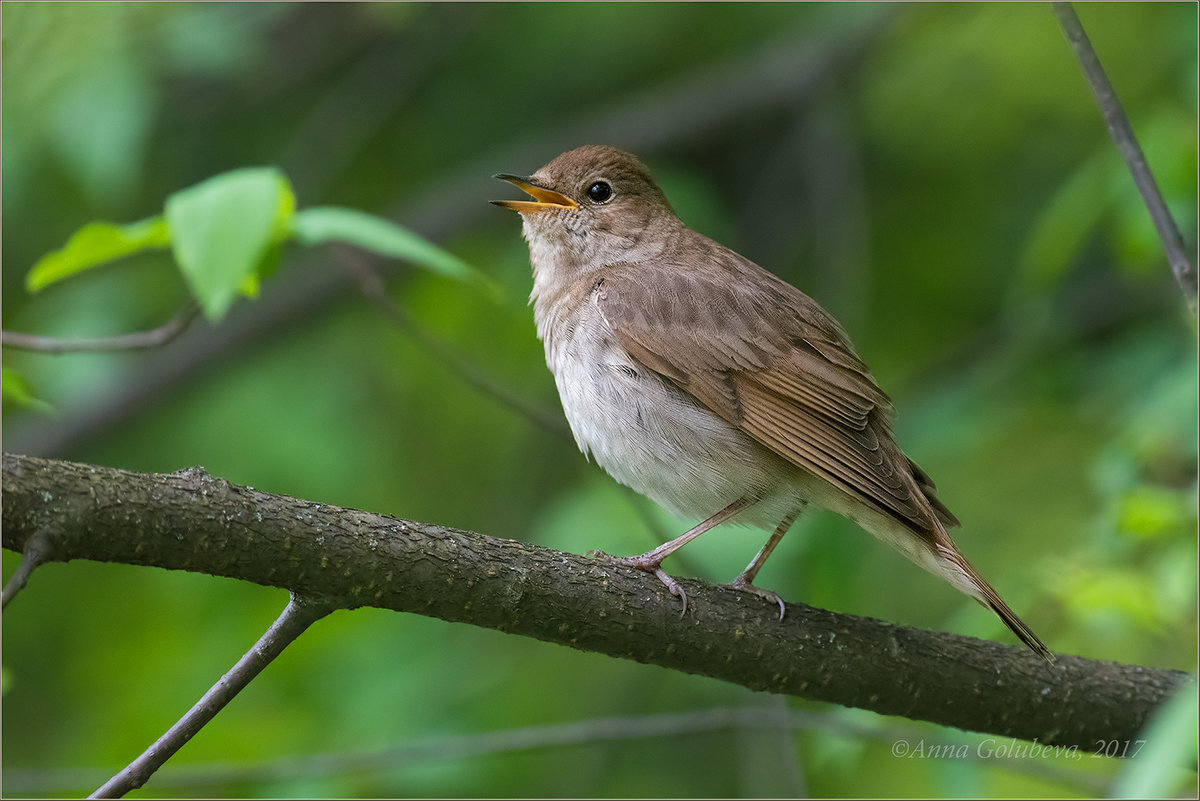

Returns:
3,453,1193,753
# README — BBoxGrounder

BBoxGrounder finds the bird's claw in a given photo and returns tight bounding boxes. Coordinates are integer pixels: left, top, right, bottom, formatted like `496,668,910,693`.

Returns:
588,551,688,616
729,576,786,621
654,567,688,616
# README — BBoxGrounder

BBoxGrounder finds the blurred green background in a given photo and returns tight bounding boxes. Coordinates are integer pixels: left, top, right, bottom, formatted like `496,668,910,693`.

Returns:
3,2,1196,797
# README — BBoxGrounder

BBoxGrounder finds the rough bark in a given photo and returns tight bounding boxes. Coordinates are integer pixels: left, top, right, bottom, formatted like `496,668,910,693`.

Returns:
3,453,1192,753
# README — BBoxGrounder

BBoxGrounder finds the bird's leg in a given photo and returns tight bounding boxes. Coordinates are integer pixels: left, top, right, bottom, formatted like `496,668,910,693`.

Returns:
727,512,799,620
590,495,752,615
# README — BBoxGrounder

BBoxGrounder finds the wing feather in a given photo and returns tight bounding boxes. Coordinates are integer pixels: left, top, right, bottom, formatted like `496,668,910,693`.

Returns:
596,256,952,536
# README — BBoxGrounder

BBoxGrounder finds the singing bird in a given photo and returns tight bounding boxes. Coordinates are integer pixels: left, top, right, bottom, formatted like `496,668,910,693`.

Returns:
493,145,1052,663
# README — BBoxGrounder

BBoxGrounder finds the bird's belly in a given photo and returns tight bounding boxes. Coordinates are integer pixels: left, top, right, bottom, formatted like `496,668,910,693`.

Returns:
550,333,790,525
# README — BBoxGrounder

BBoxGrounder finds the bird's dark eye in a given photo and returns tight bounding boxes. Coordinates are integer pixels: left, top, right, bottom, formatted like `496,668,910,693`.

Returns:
587,181,613,203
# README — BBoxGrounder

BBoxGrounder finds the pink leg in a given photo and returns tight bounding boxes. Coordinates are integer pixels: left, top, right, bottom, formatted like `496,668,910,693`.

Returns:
728,512,798,620
590,496,751,615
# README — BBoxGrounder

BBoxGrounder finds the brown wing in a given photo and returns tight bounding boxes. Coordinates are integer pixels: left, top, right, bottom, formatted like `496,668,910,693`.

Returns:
595,251,958,537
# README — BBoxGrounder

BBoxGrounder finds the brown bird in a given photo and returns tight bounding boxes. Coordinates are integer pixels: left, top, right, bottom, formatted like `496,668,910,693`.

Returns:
493,144,1052,663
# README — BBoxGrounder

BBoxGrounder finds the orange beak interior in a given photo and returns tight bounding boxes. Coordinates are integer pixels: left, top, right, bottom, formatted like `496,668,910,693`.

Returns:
491,174,579,213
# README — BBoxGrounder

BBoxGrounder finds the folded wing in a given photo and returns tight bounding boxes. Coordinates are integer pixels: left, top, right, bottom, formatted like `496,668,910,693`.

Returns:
596,256,958,539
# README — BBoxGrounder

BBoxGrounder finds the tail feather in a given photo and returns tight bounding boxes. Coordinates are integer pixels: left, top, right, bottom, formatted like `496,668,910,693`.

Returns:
986,596,1054,664
935,544,1055,664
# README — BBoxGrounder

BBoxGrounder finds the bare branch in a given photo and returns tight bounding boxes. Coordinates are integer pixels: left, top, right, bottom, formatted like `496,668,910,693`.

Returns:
2,703,1109,796
1,301,201,353
4,453,1193,755
340,249,572,440
89,592,334,799
1053,2,1198,315
1,528,54,609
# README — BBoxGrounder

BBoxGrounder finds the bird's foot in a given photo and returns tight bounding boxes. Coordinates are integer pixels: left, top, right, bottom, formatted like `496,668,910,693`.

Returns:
588,550,688,616
727,574,786,621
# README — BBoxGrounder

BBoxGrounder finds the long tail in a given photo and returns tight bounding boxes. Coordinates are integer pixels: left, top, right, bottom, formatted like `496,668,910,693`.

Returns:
935,543,1055,664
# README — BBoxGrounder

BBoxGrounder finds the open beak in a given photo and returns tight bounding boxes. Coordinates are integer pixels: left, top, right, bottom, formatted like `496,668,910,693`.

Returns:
491,174,579,213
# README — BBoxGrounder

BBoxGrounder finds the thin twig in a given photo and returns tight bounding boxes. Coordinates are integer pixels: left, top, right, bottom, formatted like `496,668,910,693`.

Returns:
1,301,201,353
7,703,1109,796
1,529,54,609
89,593,335,799
1053,2,1198,316
764,693,806,797
339,248,573,440
164,705,1100,794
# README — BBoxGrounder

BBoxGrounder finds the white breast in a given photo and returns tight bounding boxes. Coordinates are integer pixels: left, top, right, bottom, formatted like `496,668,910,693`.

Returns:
539,290,792,527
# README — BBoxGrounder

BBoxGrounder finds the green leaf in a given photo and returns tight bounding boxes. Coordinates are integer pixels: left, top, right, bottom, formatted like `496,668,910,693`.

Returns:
25,216,170,293
164,167,296,321
290,206,500,297
2,368,54,415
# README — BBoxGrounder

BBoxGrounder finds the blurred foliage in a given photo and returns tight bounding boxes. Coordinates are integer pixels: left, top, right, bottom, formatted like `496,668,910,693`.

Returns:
2,2,1196,798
